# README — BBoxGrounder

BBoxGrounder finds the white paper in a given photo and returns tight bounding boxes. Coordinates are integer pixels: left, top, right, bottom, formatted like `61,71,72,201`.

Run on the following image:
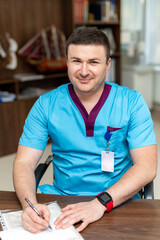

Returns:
0,202,83,240
0,226,83,240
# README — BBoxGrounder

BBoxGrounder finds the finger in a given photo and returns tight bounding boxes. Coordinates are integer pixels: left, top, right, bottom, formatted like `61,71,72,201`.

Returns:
61,215,81,229
24,223,45,234
22,213,45,234
22,217,46,233
22,208,48,232
61,204,75,212
76,221,89,232
55,209,74,225
55,212,82,230
37,204,51,222
30,221,47,233
31,213,48,227
23,216,47,233
26,207,48,227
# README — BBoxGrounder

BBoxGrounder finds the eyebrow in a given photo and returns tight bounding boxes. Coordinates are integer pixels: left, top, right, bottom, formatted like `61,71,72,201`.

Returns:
70,57,101,61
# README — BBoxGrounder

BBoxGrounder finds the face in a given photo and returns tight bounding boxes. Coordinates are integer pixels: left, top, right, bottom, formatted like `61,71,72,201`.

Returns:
67,44,111,98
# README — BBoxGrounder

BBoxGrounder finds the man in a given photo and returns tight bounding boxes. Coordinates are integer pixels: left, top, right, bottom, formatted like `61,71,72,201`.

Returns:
13,27,157,233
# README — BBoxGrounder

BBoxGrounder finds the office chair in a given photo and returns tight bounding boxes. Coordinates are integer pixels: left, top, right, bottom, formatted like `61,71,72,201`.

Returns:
35,155,53,192
35,155,154,199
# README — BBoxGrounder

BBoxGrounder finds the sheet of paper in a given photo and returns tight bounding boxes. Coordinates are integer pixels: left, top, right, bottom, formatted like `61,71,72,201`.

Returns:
0,202,61,230
0,225,83,240
0,210,23,230
0,202,84,240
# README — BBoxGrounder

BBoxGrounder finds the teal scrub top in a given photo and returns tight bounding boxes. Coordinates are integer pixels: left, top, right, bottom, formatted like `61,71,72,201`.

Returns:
19,82,156,196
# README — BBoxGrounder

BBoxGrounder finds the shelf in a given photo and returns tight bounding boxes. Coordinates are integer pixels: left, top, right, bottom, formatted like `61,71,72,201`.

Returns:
111,52,121,58
75,20,120,26
0,72,68,84
43,72,68,80
0,79,18,85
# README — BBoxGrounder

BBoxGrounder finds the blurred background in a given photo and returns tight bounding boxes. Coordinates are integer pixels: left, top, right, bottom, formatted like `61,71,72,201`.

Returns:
121,0,160,110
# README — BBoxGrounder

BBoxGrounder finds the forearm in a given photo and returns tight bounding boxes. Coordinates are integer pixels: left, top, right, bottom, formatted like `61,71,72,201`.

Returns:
13,161,37,209
13,145,43,209
13,146,51,233
107,145,157,208
107,165,153,208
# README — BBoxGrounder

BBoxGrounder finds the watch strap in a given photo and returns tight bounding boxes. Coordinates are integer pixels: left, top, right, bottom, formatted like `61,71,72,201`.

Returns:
106,199,113,213
96,192,113,213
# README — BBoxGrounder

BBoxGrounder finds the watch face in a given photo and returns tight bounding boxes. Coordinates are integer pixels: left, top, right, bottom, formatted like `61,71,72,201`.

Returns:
96,192,113,212
100,192,111,203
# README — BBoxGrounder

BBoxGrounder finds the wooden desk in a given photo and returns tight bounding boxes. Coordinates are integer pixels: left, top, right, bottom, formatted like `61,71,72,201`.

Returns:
0,191,160,239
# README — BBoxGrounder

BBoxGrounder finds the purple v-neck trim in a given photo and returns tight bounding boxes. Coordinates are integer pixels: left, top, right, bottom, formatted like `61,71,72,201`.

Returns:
68,83,111,137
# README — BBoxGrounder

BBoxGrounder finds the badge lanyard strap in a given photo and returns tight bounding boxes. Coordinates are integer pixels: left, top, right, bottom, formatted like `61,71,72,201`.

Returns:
104,131,112,151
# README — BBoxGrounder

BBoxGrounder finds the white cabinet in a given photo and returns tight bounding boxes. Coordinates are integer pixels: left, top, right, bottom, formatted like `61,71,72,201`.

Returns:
121,65,153,109
153,66,160,106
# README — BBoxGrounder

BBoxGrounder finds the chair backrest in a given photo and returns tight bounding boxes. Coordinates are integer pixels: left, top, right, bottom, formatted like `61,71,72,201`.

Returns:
140,181,154,199
35,155,53,192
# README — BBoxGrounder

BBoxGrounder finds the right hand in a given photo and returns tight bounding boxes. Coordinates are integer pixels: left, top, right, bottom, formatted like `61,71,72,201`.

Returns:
21,203,51,233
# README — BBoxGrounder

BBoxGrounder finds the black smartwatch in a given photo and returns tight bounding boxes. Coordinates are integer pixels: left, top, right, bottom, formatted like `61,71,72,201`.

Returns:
96,192,113,213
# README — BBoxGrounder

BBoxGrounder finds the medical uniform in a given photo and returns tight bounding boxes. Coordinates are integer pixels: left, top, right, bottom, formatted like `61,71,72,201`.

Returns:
19,82,156,196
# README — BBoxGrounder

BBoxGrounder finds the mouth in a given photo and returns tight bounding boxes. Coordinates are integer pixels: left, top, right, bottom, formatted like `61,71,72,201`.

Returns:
78,78,91,83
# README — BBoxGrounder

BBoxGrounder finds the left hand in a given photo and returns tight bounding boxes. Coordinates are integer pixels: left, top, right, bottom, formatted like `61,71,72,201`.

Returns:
54,198,106,232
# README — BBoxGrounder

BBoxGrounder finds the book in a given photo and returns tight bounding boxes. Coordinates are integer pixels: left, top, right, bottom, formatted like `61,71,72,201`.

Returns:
102,28,117,54
74,0,81,22
89,0,118,22
104,0,111,22
84,0,89,22
0,201,84,240
89,2,101,21
73,0,88,23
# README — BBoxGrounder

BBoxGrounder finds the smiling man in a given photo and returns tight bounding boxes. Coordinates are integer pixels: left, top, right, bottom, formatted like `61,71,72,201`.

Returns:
67,43,111,114
13,27,157,234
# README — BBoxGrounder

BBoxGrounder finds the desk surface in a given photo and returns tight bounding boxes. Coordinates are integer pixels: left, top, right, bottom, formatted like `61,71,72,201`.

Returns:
0,191,160,240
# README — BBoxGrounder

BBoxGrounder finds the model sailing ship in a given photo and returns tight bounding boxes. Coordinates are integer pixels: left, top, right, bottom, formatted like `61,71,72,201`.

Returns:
18,25,67,73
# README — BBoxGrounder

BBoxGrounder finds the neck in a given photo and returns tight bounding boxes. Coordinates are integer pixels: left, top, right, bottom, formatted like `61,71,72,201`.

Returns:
74,83,105,114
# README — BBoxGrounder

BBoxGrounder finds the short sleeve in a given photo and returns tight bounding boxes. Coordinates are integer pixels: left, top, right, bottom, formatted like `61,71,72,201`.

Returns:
19,96,49,150
127,92,156,149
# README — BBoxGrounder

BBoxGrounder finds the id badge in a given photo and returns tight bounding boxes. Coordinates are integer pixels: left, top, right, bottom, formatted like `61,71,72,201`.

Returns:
101,151,114,172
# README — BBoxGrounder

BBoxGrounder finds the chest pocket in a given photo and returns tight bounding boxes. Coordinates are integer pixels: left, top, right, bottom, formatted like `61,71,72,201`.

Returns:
108,126,128,153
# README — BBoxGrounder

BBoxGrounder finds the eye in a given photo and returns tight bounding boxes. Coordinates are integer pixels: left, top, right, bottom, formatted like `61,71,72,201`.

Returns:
89,60,99,65
72,59,81,64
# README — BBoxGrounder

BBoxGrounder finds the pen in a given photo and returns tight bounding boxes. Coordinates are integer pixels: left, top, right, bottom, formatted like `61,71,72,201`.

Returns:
25,198,52,230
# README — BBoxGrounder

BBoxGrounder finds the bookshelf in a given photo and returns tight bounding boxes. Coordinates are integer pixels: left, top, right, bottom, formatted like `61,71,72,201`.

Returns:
0,0,121,156
72,0,121,84
0,0,71,156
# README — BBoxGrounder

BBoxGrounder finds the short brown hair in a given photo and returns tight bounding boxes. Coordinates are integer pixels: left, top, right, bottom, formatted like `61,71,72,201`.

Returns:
66,26,110,62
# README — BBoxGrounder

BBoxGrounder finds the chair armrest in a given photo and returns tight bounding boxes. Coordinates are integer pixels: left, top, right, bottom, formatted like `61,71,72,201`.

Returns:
35,155,53,192
144,181,154,199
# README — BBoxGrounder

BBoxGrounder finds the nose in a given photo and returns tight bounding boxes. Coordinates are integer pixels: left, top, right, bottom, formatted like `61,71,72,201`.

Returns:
80,62,89,77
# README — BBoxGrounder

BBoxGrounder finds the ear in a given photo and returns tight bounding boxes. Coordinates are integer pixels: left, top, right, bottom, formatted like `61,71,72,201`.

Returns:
106,58,111,73
66,57,69,67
